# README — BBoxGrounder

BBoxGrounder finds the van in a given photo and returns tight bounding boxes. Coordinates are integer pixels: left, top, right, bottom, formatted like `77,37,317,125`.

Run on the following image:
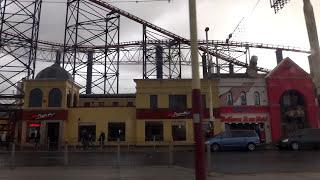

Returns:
205,130,261,151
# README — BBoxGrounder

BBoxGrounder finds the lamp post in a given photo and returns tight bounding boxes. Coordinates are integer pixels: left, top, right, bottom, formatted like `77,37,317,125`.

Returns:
188,0,206,180
205,27,214,130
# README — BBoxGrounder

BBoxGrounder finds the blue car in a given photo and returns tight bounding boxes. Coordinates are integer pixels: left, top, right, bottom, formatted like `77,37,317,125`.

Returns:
205,130,261,152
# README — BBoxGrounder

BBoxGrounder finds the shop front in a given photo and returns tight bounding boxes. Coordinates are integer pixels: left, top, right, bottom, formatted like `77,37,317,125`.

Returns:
219,106,271,143
20,110,68,148
136,108,218,145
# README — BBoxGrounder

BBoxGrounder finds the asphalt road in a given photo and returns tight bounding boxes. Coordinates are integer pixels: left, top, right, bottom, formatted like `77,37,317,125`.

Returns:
0,150,320,173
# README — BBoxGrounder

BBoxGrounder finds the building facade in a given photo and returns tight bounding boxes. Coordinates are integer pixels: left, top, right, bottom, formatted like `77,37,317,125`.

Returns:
217,74,271,143
13,57,320,148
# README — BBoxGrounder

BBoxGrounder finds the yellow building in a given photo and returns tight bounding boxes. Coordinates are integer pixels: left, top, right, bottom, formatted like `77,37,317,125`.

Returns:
18,61,220,148
135,79,220,145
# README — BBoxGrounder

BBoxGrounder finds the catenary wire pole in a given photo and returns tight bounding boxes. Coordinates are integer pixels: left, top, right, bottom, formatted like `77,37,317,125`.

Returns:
188,0,206,180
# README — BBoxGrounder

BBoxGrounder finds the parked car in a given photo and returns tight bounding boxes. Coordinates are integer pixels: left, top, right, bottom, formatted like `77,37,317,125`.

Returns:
276,128,320,150
205,130,261,152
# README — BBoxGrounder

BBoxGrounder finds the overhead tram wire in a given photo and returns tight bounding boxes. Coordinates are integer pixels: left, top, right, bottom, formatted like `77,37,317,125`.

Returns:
17,0,172,4
226,0,261,42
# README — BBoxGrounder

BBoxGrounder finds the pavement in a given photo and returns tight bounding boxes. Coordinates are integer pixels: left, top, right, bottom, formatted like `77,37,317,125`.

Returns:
0,166,319,180
1,149,320,174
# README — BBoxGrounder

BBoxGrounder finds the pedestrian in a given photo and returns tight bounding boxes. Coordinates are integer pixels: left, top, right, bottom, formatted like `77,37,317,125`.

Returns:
0,132,5,148
34,132,40,150
81,130,89,150
98,132,105,147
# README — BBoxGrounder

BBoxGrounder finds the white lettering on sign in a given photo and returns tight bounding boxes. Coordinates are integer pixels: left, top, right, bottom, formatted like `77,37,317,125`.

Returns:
171,111,191,118
31,113,56,120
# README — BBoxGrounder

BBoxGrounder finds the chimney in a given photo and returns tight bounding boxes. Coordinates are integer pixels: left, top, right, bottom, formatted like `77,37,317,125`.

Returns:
276,49,283,64
156,46,163,79
86,50,93,94
229,63,234,74
55,50,61,66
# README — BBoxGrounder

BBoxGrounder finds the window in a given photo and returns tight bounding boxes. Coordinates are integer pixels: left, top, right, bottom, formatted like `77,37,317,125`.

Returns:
172,121,186,141
145,121,163,141
67,92,71,107
169,95,187,110
108,122,126,141
84,102,90,107
26,122,41,143
254,91,260,105
202,94,206,109
48,88,62,107
127,101,134,107
98,102,104,107
150,95,158,109
227,92,233,105
73,94,78,107
112,101,119,107
29,88,43,107
240,92,247,105
78,123,96,142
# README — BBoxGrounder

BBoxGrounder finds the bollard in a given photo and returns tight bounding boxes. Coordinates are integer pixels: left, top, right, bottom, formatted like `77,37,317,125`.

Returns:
168,142,174,166
127,142,130,152
206,144,211,176
117,138,120,165
47,138,50,151
10,140,15,170
100,140,103,151
153,136,156,151
64,141,68,166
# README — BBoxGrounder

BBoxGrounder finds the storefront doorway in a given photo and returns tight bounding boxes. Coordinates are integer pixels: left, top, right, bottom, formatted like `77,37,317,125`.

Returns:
47,122,60,149
280,90,307,137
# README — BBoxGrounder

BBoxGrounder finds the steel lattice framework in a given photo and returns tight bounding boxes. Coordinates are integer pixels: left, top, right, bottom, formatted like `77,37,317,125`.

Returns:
0,0,311,101
0,0,42,95
63,0,120,94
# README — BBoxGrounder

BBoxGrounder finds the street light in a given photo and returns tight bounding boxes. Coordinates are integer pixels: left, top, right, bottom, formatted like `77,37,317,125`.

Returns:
188,0,206,180
205,27,214,131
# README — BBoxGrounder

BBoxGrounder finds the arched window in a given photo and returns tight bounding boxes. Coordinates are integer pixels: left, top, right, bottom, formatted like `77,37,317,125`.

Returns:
240,92,247,105
227,92,233,105
73,94,77,107
29,88,43,107
67,91,71,107
254,91,260,105
48,88,62,107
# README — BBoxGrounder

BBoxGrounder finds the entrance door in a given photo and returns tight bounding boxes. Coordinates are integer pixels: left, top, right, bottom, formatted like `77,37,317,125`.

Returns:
47,123,60,149
280,90,307,137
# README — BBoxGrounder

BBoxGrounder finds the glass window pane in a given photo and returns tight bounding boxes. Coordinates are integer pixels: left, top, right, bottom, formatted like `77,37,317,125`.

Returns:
145,121,163,141
108,122,126,141
48,88,62,107
172,121,186,141
29,88,43,107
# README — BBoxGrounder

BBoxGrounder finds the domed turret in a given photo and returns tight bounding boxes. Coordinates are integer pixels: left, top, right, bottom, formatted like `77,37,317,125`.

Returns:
35,60,73,81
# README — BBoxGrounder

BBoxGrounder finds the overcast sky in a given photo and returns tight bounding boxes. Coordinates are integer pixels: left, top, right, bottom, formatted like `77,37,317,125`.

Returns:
36,0,320,93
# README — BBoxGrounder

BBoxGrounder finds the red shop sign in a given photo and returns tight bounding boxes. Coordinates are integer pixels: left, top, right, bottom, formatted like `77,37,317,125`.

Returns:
22,110,68,121
31,113,56,120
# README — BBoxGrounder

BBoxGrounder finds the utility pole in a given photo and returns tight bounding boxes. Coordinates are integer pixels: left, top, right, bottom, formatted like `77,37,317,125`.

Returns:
303,0,320,97
188,0,206,180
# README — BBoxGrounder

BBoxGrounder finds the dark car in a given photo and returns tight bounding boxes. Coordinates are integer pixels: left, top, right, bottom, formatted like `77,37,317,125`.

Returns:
205,130,261,152
276,128,320,150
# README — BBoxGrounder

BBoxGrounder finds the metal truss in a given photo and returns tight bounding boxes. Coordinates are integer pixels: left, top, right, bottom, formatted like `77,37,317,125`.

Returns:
270,0,290,13
0,0,42,95
0,0,311,97
142,26,182,79
63,0,120,94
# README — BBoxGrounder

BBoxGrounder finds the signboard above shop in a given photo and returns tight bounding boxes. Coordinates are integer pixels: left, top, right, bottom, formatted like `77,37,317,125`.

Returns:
22,110,68,121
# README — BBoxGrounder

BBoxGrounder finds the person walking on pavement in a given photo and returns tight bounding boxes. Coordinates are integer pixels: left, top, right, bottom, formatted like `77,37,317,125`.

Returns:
1,132,6,149
34,132,40,150
98,131,105,147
